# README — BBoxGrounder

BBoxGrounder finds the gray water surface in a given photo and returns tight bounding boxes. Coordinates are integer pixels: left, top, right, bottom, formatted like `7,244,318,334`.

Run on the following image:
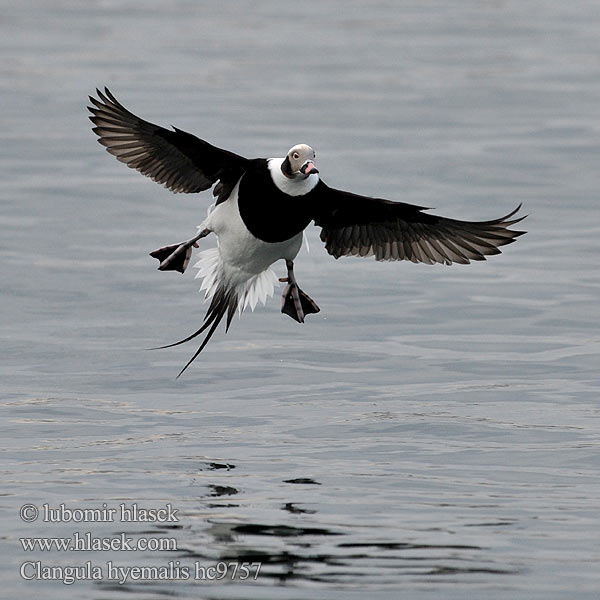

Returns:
2,1,599,599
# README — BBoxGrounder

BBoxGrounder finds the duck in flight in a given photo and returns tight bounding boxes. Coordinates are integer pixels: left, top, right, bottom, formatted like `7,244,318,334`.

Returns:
88,88,526,376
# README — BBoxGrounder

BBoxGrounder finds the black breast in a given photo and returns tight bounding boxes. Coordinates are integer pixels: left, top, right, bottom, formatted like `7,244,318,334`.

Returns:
237,160,315,243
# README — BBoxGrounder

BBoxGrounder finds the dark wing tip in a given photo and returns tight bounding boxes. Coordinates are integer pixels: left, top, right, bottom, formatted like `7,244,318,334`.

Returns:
319,201,528,265
87,86,248,196
494,203,528,236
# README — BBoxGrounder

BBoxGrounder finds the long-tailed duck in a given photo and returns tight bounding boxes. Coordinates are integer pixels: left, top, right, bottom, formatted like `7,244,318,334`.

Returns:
88,88,526,376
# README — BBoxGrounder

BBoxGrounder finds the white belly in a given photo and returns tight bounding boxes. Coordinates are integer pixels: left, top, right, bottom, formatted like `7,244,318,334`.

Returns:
204,182,302,284
194,181,303,314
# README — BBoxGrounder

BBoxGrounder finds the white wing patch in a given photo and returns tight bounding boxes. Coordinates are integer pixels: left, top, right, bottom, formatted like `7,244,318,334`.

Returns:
194,248,278,315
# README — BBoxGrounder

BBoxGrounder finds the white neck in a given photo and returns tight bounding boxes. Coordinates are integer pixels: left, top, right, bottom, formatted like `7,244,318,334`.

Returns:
268,158,319,196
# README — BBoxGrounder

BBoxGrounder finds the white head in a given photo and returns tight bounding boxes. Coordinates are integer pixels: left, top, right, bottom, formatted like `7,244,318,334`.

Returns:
281,144,318,179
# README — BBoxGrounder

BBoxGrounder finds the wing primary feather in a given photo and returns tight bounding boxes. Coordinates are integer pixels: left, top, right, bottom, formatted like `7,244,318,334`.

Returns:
88,87,249,196
313,181,526,265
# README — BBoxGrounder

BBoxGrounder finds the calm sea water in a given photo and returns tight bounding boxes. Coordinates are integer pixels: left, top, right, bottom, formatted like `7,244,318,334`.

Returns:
2,1,599,598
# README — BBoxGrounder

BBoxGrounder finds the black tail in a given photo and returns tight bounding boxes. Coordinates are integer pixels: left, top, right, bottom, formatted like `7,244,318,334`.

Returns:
150,285,239,377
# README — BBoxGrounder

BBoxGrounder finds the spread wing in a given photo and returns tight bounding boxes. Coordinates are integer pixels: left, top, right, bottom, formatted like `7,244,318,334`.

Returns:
312,181,526,264
88,87,249,202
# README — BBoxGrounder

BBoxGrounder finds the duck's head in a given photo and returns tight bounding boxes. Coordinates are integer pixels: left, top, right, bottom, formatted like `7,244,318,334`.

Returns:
282,144,318,179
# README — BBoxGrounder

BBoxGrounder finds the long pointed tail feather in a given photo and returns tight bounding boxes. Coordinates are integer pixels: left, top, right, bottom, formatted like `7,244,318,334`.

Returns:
148,285,235,351
176,286,238,378
150,247,278,375
176,309,226,378
148,319,214,351
148,284,238,377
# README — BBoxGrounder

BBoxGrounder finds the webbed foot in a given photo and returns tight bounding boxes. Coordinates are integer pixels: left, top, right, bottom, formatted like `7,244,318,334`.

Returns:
281,283,320,323
150,228,210,273
280,259,320,323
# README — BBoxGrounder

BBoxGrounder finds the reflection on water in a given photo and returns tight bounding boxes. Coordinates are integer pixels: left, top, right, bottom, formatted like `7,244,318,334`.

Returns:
88,452,524,592
282,503,316,515
283,478,321,485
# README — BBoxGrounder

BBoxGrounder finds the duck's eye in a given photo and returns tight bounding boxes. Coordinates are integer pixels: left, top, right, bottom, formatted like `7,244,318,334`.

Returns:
292,152,299,160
